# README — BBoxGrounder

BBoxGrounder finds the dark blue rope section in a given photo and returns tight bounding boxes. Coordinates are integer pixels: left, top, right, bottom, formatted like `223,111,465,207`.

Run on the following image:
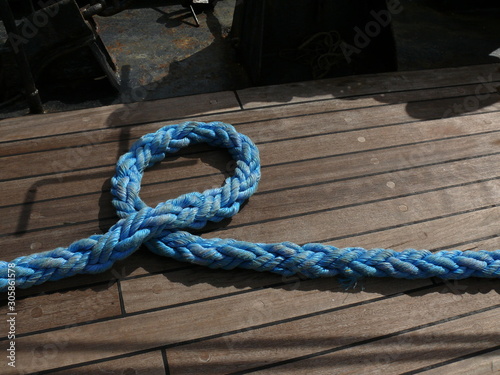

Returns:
1,121,499,291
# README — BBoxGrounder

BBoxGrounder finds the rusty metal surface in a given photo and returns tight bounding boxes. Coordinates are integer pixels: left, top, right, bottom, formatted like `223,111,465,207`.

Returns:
98,0,248,104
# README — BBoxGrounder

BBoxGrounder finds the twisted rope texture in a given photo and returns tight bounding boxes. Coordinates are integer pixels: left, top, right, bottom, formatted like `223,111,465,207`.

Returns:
1,121,499,291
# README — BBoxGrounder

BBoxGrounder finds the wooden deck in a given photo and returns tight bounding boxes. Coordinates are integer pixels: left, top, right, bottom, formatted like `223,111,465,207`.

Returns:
1,63,500,374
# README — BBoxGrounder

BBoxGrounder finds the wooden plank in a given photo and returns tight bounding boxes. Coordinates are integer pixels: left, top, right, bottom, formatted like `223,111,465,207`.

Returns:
0,147,231,213
462,236,500,253
165,280,499,375
243,155,500,228
419,348,500,375
254,130,500,195
0,278,432,374
237,64,500,108
120,267,285,314
254,113,500,168
250,307,500,375
331,206,500,252
0,91,241,142
2,81,499,158
49,351,166,375
0,282,121,335
235,94,500,145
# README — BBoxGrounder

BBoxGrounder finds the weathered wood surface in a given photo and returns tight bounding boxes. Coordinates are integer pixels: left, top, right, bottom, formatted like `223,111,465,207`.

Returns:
0,64,499,374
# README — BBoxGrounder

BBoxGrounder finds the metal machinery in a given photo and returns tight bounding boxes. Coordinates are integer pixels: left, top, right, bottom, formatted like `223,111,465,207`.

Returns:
0,0,215,113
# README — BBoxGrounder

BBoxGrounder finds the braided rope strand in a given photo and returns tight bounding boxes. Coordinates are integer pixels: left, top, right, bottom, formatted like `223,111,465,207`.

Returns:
1,121,499,291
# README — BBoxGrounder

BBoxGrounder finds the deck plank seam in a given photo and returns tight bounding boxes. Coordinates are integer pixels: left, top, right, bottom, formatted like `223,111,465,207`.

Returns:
260,152,500,196
28,347,170,375
116,279,127,316
233,90,244,110
0,105,246,145
162,348,171,375
431,234,500,252
405,344,500,374
0,264,194,302
261,128,500,170
255,109,500,146
204,178,500,235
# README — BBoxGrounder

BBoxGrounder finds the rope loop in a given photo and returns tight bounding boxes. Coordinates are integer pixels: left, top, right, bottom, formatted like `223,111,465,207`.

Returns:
1,121,499,291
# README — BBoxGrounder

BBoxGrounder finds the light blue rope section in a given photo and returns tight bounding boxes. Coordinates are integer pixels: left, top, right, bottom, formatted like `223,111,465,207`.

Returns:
1,121,499,291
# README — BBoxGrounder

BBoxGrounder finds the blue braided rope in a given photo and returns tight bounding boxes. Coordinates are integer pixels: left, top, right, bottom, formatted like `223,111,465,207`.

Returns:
1,121,499,291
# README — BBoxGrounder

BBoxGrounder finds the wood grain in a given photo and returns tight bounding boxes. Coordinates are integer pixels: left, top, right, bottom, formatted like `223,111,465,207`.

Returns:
205,179,500,245
48,350,166,375
120,266,286,313
420,348,500,375
165,280,499,375
251,307,500,375
0,282,121,335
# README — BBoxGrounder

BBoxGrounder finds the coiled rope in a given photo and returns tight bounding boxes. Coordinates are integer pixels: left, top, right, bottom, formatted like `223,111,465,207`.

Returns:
1,121,499,292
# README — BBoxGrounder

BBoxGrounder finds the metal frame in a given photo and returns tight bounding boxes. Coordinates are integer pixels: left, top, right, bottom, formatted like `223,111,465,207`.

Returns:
0,0,44,114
